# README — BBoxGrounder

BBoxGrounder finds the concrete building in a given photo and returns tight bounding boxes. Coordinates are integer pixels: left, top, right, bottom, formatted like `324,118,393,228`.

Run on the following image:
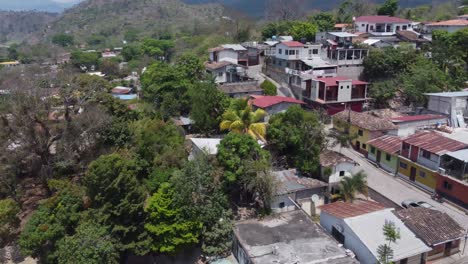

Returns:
320,200,431,264
204,61,249,84
396,208,465,261
398,131,468,191
390,114,448,137
355,16,413,35
368,135,402,174
208,44,252,66
425,91,468,128
302,76,369,115
319,150,357,195
232,210,359,264
270,169,327,216
250,95,305,120
332,110,398,155
426,19,468,33
437,149,468,208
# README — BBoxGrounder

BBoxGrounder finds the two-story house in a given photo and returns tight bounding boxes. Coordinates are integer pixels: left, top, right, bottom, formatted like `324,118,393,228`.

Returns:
437,149,468,209
355,16,413,35
302,76,369,115
208,44,249,65
398,131,468,191
204,61,249,84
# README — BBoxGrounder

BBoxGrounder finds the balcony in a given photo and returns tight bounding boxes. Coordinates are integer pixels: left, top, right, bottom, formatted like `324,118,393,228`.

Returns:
327,49,369,65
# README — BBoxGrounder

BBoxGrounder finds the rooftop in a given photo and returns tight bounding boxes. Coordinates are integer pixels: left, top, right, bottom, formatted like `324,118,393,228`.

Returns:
221,44,247,51
333,110,398,131
190,138,221,155
218,83,262,95
301,58,337,68
427,19,468,26
315,76,368,87
395,208,465,246
280,41,304,47
396,30,430,43
233,210,359,264
328,32,358,38
367,135,402,154
320,149,355,167
355,15,412,24
272,169,327,195
334,23,352,28
344,209,431,261
444,149,468,162
403,131,468,155
425,91,468,98
172,116,193,126
111,86,133,95
391,114,447,123
250,95,305,109
320,200,386,219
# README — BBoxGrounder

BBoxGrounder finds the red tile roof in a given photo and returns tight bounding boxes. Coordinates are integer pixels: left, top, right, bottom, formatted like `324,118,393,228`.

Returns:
367,135,402,154
335,23,352,28
111,87,132,94
403,131,468,155
251,95,305,109
280,41,304,47
427,19,468,26
316,76,368,87
355,15,412,24
391,114,447,123
320,200,386,219
333,110,398,131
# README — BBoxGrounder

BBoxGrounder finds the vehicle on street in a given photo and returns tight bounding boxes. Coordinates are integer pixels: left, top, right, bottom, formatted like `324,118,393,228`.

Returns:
401,199,434,209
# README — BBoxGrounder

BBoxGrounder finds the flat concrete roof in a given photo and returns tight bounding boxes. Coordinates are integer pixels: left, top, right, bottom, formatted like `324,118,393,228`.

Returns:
233,211,358,264
425,91,468,98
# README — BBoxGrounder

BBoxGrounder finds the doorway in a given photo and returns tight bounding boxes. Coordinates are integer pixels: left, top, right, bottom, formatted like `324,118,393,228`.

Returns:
376,150,382,163
356,141,361,151
410,167,417,182
332,227,345,244
444,241,452,256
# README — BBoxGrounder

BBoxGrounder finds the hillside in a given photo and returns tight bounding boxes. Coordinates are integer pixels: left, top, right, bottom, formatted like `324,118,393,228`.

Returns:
0,0,81,13
42,0,227,47
0,11,58,44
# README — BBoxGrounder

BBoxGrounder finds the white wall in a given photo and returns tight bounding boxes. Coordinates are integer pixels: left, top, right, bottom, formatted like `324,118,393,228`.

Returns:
427,25,468,33
212,68,227,84
218,50,238,64
275,43,302,61
356,22,412,33
395,118,447,137
271,194,296,213
337,80,352,102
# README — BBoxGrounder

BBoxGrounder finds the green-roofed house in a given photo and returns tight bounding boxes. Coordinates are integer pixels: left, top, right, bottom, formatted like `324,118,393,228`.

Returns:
367,135,402,174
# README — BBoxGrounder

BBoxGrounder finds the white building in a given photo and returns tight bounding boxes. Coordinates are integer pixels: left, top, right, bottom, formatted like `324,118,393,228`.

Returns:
355,16,413,35
319,150,358,194
425,91,468,128
426,19,468,33
188,138,221,160
208,44,249,66
320,201,431,264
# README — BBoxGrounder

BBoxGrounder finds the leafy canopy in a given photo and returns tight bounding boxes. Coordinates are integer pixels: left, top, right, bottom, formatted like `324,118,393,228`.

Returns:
220,99,267,141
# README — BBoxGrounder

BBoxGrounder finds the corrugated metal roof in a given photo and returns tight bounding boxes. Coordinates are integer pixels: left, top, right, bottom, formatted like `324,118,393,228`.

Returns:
280,41,304,47
367,135,402,154
391,114,446,123
328,32,357,38
272,169,327,195
251,95,305,108
320,200,386,218
221,44,247,51
403,131,468,155
424,91,468,97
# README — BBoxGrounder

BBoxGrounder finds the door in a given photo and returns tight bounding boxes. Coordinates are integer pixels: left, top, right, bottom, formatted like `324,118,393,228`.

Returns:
444,241,452,256
332,227,345,244
356,141,361,151
376,150,382,163
366,24,369,32
410,167,417,182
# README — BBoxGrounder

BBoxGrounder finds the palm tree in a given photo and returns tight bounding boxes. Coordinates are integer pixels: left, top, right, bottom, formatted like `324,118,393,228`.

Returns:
339,170,368,202
220,99,267,141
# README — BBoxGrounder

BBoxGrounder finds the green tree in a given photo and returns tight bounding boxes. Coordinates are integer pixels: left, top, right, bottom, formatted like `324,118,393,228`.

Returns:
7,44,19,60
189,81,230,135
377,221,401,264
84,153,147,254
290,21,318,42
368,80,398,108
19,188,84,263
217,133,270,184
144,183,201,254
260,80,277,96
175,53,204,81
310,13,335,31
0,198,20,246
201,210,233,257
56,221,119,264
142,38,174,61
122,44,142,62
70,51,100,70
362,46,419,81
220,99,267,141
339,171,368,202
267,106,325,175
52,34,74,47
377,0,399,16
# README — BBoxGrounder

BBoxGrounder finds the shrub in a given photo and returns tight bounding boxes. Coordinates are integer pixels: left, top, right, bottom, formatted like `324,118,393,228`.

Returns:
261,80,277,96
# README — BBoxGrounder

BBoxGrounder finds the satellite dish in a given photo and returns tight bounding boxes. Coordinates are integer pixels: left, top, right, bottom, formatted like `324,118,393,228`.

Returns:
311,194,319,203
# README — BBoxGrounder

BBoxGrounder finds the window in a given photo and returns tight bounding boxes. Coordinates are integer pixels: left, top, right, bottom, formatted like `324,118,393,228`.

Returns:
443,181,452,190
286,62,290,68
419,171,426,178
358,130,363,136
400,258,408,264
347,85,350,89
279,48,282,54
400,162,408,169
339,171,345,176
279,202,285,208
218,72,223,77
370,25,374,31
296,76,301,85
386,153,391,161
361,24,365,27
362,144,367,149
402,143,410,151
340,86,343,89
403,25,408,30
313,49,319,54
421,150,431,159
370,146,376,154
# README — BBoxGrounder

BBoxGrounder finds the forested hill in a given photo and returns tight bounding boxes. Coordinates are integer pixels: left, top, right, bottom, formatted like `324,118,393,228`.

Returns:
40,0,226,46
0,11,58,44
183,0,449,17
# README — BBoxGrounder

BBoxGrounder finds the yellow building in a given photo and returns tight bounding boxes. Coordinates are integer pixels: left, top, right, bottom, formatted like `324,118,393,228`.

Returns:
397,157,438,191
332,110,398,154
0,61,20,67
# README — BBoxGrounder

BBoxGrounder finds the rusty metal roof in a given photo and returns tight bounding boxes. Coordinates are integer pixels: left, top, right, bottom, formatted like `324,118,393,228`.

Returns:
319,200,386,219
368,135,402,154
403,131,468,155
333,110,398,131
